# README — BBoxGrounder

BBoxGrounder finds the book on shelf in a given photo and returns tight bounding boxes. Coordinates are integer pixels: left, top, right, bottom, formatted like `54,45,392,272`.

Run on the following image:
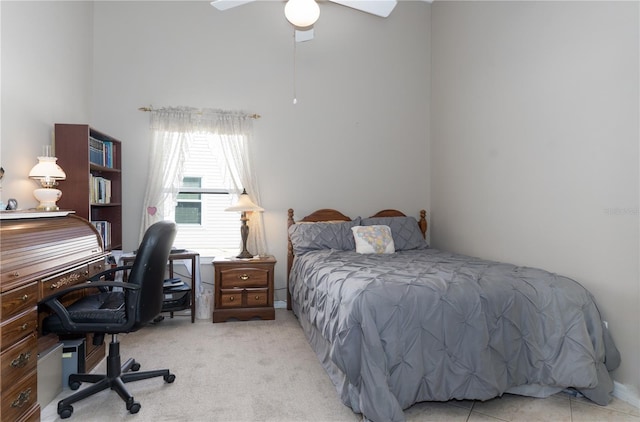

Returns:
89,136,115,168
89,136,104,166
90,175,112,204
91,220,111,250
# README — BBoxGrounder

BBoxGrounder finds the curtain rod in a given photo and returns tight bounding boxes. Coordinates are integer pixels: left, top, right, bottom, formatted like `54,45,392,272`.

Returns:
138,106,261,120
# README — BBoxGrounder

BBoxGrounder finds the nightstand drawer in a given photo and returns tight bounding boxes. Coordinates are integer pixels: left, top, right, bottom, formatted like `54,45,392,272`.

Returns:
246,288,269,307
219,289,243,308
219,268,268,288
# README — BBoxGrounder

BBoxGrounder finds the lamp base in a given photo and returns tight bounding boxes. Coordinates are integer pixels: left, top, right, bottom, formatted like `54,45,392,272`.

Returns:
33,188,62,211
235,250,254,259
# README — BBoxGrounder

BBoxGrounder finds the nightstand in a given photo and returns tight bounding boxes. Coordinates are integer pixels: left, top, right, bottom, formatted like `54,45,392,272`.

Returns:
212,256,276,323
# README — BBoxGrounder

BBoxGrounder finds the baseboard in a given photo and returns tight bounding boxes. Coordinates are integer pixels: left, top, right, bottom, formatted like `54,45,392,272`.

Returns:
614,381,640,409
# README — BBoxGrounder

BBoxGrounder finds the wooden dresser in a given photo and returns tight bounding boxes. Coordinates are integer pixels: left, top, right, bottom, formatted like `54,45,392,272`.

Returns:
0,212,107,421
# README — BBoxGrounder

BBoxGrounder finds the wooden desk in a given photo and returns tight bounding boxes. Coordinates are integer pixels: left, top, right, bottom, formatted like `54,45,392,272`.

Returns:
0,213,107,421
122,251,199,323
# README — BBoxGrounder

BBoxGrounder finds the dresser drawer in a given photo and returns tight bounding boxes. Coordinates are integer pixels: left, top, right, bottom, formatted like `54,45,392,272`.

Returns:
1,308,37,351
1,282,38,321
245,288,269,307
40,264,90,300
219,289,243,308
2,368,37,422
219,267,268,288
1,332,37,392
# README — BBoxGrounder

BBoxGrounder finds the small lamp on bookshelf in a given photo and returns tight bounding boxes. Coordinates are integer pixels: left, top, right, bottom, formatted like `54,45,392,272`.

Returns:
225,189,263,259
28,155,66,211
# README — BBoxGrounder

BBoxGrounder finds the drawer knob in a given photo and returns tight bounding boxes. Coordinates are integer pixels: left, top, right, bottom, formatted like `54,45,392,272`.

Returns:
11,388,31,408
255,295,260,300
21,294,29,302
229,296,235,301
11,271,20,277
239,274,250,281
21,323,29,331
10,351,32,368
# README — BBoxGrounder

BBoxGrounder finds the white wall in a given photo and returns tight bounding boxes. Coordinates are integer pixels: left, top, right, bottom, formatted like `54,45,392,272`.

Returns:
431,1,639,403
1,1,94,208
88,1,431,299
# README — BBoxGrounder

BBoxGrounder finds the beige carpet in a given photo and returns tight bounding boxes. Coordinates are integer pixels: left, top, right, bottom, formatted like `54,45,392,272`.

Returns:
41,309,360,422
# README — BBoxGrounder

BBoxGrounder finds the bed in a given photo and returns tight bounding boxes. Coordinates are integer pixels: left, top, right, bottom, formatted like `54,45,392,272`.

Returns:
286,208,620,422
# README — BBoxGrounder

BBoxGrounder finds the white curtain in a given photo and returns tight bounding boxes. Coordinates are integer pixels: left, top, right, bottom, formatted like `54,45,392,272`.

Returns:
140,107,267,255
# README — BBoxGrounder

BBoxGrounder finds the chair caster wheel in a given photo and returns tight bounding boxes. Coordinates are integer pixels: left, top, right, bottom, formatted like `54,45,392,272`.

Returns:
58,405,74,419
128,402,141,414
131,362,141,371
69,381,81,390
164,373,176,383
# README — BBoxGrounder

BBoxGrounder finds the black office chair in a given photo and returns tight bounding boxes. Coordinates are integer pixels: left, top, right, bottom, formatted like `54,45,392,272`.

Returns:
40,221,177,419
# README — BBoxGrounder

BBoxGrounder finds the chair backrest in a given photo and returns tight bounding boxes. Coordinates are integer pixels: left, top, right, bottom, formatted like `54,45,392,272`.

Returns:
126,221,177,327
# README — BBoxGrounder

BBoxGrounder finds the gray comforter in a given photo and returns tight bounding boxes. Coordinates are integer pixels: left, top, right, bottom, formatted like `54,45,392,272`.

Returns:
289,248,620,422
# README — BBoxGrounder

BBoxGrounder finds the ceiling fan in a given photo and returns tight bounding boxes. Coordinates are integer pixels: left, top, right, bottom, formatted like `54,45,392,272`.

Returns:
210,0,398,42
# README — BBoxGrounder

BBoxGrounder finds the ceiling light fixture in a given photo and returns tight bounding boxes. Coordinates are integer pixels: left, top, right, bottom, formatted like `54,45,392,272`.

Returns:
284,0,320,28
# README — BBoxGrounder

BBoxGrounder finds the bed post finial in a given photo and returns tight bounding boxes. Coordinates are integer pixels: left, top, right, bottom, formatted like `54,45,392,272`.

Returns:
419,210,427,238
287,208,294,228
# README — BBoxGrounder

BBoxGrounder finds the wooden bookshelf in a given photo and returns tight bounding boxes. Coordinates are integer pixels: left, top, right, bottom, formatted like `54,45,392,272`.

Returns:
54,124,122,250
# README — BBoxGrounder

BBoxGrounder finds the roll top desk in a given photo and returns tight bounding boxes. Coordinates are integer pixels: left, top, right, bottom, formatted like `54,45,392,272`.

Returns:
1,212,107,421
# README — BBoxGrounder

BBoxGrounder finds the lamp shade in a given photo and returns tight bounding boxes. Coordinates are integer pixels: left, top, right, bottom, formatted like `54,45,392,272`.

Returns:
225,190,264,213
284,0,320,28
28,156,66,181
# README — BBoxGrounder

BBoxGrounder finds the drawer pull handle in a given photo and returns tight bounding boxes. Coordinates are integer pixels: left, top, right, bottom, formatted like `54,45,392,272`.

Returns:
229,296,235,301
11,271,20,277
11,388,31,408
21,294,29,301
239,274,250,281
11,351,32,368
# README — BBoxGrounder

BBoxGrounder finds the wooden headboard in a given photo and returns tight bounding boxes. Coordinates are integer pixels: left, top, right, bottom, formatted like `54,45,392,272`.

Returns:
286,208,427,309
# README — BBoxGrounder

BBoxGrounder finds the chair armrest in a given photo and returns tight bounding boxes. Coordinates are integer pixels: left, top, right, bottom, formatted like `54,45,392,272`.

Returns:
39,280,139,304
88,265,133,281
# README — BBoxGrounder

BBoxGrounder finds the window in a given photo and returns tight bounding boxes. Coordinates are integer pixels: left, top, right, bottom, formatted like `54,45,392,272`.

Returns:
164,134,240,257
176,177,202,224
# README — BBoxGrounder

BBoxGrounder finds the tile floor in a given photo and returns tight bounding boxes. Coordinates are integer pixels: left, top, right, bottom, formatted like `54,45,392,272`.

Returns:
404,392,640,422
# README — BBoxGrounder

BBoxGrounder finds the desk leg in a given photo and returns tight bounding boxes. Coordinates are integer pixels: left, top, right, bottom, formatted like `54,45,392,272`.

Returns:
190,257,196,323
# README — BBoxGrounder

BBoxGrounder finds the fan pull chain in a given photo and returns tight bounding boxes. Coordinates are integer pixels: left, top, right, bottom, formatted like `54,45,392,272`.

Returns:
293,28,298,105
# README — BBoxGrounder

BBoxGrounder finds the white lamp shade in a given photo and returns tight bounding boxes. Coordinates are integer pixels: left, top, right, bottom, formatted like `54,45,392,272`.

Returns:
225,191,264,212
28,156,66,180
284,0,320,28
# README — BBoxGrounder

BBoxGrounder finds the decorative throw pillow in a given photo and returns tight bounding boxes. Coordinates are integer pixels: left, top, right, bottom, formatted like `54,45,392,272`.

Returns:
362,216,428,251
351,225,395,254
288,217,361,255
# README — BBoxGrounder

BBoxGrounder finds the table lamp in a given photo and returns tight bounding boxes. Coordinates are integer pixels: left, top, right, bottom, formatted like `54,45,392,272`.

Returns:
225,189,263,259
28,155,66,211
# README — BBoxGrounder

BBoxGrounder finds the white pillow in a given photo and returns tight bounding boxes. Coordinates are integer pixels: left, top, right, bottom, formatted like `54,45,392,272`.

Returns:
351,225,395,254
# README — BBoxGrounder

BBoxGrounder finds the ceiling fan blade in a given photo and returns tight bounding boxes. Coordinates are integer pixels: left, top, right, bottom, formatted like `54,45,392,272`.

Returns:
210,0,256,11
328,0,397,18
